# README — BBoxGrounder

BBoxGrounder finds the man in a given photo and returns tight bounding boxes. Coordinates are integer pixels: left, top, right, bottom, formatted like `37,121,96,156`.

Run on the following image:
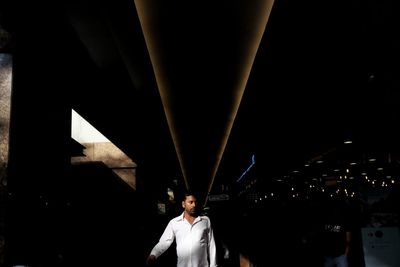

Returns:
320,197,352,267
147,191,218,267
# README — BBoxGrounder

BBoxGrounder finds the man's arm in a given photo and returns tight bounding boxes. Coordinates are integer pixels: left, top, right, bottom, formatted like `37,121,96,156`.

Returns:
344,231,351,256
207,219,218,267
148,221,175,263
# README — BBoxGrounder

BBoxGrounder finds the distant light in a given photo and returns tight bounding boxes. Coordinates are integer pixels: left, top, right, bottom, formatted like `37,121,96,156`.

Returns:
344,140,353,144
167,188,175,201
316,160,323,164
350,162,357,165
369,158,376,162
236,154,256,182
377,167,384,171
304,164,310,167
368,74,375,82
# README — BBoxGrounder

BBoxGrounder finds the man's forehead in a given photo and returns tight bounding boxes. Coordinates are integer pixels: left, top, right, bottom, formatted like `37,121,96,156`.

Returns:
185,195,197,201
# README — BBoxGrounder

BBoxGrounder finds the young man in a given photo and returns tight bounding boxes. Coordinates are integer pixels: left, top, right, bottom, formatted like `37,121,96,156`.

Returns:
147,192,218,267
320,197,352,267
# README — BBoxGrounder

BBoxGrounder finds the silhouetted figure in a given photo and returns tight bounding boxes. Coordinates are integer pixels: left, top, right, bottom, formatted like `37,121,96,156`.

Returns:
319,196,352,267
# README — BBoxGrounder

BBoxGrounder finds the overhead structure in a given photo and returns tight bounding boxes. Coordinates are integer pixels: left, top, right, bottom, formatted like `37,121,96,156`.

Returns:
135,0,275,203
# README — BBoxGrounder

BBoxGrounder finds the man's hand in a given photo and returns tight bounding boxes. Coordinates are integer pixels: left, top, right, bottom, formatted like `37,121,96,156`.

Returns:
146,255,157,266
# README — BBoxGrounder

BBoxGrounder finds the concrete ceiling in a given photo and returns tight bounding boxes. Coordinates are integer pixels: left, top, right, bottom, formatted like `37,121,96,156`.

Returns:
2,0,400,203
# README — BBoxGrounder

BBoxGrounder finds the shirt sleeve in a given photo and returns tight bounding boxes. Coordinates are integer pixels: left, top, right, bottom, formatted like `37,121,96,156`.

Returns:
208,219,218,267
150,220,175,258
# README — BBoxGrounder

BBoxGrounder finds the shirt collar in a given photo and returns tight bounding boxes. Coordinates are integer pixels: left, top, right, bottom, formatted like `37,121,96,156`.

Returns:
178,212,202,223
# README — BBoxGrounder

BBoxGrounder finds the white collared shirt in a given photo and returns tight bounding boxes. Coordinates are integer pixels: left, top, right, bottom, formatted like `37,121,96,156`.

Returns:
150,212,218,267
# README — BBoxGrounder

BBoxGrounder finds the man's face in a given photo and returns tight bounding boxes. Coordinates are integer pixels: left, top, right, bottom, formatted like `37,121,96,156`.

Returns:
182,195,197,216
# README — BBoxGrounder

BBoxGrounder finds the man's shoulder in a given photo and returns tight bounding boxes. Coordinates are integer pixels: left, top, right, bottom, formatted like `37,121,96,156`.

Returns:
199,215,210,220
170,213,184,222
199,215,212,224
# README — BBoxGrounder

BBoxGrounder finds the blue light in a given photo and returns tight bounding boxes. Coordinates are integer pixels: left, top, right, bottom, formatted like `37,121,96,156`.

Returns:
236,154,256,182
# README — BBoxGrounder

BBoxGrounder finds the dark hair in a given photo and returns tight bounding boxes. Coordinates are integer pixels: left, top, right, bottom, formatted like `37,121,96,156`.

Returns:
182,190,197,201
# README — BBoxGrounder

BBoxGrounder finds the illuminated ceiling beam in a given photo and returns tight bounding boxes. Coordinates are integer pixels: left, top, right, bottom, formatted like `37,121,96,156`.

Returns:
135,0,275,203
